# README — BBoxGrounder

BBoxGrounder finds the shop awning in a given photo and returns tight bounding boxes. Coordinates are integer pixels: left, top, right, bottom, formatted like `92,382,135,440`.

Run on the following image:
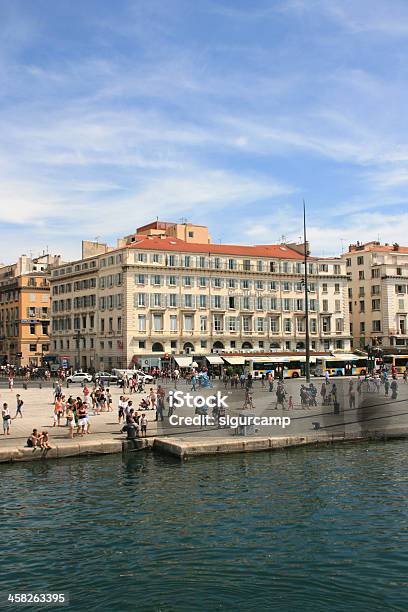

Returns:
174,356,193,368
222,356,246,365
205,355,224,365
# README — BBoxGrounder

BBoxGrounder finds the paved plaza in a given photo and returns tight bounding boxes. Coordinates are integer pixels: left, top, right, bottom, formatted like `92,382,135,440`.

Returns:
1,376,408,451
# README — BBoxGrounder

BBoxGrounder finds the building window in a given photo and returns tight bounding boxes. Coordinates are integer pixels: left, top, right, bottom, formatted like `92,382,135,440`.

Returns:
153,314,163,331
138,315,146,332
200,316,207,332
139,340,146,349
284,319,291,333
242,316,251,333
29,343,36,352
213,315,223,332
229,317,237,332
184,315,193,331
372,320,381,332
169,294,177,307
30,324,35,335
257,317,264,332
170,315,177,331
322,317,331,333
357,256,364,265
359,270,365,280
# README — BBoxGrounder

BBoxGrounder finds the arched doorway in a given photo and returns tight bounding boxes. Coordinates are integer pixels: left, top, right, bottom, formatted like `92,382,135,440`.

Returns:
213,341,224,351
152,342,164,352
242,342,253,350
183,342,195,354
270,342,281,349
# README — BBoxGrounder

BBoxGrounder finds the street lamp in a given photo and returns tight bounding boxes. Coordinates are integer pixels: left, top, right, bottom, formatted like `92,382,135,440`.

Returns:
74,330,85,371
303,200,311,383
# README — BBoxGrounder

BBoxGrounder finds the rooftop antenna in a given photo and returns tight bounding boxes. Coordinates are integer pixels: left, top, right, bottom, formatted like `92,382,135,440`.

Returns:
180,216,188,224
280,234,287,243
94,236,101,243
340,238,345,253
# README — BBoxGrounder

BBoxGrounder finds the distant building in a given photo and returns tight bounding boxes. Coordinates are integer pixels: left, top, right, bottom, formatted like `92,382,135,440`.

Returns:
0,254,62,367
49,220,351,370
343,241,408,350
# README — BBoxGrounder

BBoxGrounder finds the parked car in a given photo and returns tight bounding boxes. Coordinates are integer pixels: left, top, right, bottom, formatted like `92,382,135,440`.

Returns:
95,371,119,385
135,370,154,384
113,369,154,385
66,371,93,384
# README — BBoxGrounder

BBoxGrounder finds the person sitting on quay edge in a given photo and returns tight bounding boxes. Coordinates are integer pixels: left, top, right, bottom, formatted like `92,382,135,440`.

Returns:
121,417,139,439
39,431,52,450
27,429,39,448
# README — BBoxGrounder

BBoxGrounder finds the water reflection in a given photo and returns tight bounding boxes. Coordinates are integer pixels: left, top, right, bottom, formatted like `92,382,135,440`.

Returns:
0,442,407,611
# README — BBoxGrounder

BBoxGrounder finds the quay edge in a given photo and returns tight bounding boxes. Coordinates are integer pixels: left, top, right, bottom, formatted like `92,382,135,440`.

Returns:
1,429,408,464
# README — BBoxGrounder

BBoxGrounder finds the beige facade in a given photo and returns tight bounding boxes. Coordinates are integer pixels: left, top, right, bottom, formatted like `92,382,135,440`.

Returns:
50,221,351,370
343,241,408,350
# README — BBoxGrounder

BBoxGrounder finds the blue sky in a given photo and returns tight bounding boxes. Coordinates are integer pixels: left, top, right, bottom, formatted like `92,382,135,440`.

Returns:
2,0,408,262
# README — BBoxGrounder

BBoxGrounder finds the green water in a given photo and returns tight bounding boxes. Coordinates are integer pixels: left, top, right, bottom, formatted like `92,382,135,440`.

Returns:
1,442,407,611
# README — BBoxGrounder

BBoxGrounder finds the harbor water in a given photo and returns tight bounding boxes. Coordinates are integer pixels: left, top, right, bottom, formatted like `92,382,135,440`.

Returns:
1,441,407,611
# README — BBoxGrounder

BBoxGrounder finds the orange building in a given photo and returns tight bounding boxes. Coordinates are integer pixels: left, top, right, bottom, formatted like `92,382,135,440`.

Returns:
0,254,61,367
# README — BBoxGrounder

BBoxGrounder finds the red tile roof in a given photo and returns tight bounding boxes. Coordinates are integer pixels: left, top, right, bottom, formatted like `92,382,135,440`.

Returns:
348,242,408,254
127,235,306,259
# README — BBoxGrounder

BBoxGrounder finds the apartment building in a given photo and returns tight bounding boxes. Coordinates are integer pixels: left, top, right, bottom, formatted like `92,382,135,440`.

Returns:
0,254,61,367
49,221,351,370
343,241,408,350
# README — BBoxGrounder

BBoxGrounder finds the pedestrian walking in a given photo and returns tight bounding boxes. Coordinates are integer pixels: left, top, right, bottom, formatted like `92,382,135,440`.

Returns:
14,394,24,419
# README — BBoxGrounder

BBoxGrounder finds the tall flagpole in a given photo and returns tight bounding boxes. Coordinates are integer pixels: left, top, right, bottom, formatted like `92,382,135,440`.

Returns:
303,199,310,382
